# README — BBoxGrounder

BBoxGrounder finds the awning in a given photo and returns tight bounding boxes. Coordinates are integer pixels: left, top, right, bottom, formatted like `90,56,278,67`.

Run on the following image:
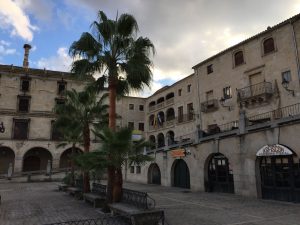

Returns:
256,144,293,156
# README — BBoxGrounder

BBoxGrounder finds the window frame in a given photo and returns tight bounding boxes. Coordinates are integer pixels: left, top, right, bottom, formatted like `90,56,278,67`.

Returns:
187,84,191,92
207,64,213,74
128,122,134,130
178,89,182,96
281,70,292,83
223,86,232,100
17,95,31,113
12,118,30,140
57,80,67,95
138,122,144,131
139,105,144,111
262,37,276,56
20,76,31,92
129,104,134,110
233,50,245,67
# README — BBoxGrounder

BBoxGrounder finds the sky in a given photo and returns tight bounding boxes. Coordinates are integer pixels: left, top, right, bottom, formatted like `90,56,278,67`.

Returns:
1,0,300,97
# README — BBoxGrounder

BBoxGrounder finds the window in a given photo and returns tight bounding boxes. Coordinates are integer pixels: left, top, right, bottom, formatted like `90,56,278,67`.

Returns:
18,96,30,112
234,51,244,66
187,84,191,92
20,77,30,92
206,90,214,101
13,119,29,139
130,166,134,173
57,81,66,95
178,106,183,123
187,103,194,120
282,70,291,83
128,122,134,130
207,64,213,74
138,122,144,131
55,98,65,106
178,89,182,96
136,166,141,174
263,38,275,54
223,86,232,99
51,121,63,141
129,104,134,110
139,105,144,111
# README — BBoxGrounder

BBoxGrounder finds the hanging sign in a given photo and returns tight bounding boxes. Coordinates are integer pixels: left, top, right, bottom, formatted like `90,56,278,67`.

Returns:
256,144,293,156
171,149,186,158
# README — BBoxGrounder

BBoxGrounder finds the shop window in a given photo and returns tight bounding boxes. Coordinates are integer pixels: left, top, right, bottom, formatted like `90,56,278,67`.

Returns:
13,119,29,140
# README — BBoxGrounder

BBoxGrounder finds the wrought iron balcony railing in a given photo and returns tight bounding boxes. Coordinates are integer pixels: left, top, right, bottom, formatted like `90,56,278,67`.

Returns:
237,81,273,101
200,99,219,113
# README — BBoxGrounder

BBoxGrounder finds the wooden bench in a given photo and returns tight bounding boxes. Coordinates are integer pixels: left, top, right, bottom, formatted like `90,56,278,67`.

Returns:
109,188,156,216
66,179,83,199
83,183,107,208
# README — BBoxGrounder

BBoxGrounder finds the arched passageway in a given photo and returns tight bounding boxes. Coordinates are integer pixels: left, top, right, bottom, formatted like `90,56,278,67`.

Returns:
172,159,190,189
60,147,83,168
0,147,15,174
148,163,161,185
23,147,52,172
205,153,234,193
257,144,300,203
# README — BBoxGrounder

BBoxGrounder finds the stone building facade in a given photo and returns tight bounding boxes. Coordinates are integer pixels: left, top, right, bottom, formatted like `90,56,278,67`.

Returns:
125,13,300,203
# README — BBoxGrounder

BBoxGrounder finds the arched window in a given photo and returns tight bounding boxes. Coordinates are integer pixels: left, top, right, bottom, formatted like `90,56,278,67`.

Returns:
234,51,244,66
157,133,165,148
263,38,275,54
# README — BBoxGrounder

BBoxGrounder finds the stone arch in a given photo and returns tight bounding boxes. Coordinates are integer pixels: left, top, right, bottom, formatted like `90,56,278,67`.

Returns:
204,153,234,193
157,133,165,148
59,147,83,168
166,92,174,100
166,130,175,145
0,146,15,174
147,163,161,185
157,97,164,104
149,135,156,150
23,147,53,172
157,111,165,126
166,108,175,121
149,114,155,127
171,159,190,189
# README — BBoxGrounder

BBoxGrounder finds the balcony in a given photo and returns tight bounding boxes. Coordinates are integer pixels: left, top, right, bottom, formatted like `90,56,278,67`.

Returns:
165,97,174,106
201,99,219,113
149,105,156,112
237,81,273,106
156,102,164,110
177,114,195,124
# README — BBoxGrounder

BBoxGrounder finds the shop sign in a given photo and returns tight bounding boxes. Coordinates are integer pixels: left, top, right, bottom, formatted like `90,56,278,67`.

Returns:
256,144,293,156
171,149,186,158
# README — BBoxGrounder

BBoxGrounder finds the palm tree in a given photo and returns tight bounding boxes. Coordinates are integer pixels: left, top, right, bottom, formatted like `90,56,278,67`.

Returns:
54,88,108,192
75,127,152,202
69,10,155,202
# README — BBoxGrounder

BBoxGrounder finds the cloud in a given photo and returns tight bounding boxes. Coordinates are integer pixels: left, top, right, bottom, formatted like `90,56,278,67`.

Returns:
0,40,17,56
0,0,38,41
36,47,72,71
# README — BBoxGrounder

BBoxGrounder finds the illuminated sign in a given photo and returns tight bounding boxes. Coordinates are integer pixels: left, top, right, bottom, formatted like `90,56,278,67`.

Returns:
171,149,186,158
256,144,293,156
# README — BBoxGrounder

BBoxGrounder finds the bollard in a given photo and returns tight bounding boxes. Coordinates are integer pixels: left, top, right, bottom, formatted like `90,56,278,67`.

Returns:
7,163,13,180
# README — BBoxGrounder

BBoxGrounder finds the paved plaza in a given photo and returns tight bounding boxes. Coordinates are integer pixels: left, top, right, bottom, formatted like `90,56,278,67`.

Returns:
0,181,300,225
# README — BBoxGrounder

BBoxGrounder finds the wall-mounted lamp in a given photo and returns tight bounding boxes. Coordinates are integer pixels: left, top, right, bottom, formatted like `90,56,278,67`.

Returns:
281,79,295,96
0,122,5,133
219,97,233,111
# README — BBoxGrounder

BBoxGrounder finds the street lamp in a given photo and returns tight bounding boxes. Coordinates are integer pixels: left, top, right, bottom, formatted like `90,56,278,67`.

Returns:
0,122,5,133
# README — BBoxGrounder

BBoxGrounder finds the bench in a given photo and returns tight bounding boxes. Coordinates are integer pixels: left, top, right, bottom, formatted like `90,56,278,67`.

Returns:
130,210,164,225
58,183,69,192
66,179,83,199
109,188,156,216
83,183,107,208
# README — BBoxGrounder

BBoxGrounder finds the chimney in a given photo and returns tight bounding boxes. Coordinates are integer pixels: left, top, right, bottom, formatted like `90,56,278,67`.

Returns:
23,44,32,69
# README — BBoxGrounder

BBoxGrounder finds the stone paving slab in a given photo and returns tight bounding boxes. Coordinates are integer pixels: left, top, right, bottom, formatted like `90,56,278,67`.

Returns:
1,181,300,225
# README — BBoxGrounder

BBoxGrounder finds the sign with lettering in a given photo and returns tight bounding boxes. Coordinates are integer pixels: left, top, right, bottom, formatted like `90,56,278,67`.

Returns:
256,144,293,156
171,149,186,158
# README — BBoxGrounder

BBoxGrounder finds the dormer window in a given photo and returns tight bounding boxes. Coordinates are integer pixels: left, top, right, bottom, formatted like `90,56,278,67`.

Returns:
57,80,67,95
20,77,31,92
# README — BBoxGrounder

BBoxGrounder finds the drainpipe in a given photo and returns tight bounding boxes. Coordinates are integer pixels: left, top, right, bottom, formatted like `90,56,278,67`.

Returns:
196,69,202,130
290,21,300,86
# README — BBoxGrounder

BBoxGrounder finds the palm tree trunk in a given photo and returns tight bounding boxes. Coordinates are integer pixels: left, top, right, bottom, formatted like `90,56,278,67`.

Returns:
71,143,75,186
107,78,117,204
83,123,90,193
113,167,123,202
